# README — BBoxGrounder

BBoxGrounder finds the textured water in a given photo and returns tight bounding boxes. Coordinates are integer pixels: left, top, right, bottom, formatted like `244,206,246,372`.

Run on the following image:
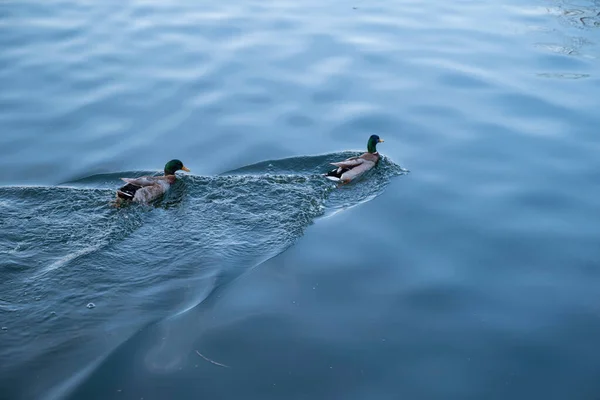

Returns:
1,0,600,399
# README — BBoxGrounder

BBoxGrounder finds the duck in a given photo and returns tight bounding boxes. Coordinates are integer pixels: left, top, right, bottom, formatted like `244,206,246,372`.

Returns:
325,134,384,183
115,159,190,204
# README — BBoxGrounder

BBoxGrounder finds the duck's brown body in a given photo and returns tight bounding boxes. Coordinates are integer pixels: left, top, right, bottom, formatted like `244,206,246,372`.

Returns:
116,175,177,204
326,151,380,183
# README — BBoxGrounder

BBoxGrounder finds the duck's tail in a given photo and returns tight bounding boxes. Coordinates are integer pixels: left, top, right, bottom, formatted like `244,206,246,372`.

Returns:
324,167,349,182
116,182,142,201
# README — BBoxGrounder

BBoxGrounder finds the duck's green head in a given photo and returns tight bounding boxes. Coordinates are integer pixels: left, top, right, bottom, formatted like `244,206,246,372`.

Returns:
367,134,384,153
164,159,190,176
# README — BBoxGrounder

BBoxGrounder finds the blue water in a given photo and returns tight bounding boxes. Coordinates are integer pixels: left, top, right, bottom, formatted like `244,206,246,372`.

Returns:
1,0,600,399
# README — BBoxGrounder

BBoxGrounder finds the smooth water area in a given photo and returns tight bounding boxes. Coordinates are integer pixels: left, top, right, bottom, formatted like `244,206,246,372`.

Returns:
1,0,599,399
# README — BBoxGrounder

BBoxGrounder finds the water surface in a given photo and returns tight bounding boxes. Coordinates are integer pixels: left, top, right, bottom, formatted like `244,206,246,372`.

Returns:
1,0,600,399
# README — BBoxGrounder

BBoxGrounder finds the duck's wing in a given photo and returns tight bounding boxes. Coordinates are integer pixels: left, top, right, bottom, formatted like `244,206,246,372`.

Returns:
330,157,364,169
340,159,376,181
133,182,170,203
120,176,160,187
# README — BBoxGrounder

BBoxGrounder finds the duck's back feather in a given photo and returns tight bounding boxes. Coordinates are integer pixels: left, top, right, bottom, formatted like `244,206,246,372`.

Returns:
340,159,376,182
330,157,364,169
326,152,380,182
132,180,171,203
117,175,176,203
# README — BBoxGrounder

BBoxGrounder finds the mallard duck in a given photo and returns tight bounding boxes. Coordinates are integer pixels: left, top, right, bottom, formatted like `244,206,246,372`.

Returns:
325,134,384,183
115,159,190,204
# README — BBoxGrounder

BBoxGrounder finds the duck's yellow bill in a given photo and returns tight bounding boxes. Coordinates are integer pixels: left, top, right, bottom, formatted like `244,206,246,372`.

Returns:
379,138,385,142
182,166,191,172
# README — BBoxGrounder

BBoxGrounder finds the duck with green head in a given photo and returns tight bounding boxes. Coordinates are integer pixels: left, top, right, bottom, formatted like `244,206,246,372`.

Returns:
325,134,384,183
115,159,190,204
